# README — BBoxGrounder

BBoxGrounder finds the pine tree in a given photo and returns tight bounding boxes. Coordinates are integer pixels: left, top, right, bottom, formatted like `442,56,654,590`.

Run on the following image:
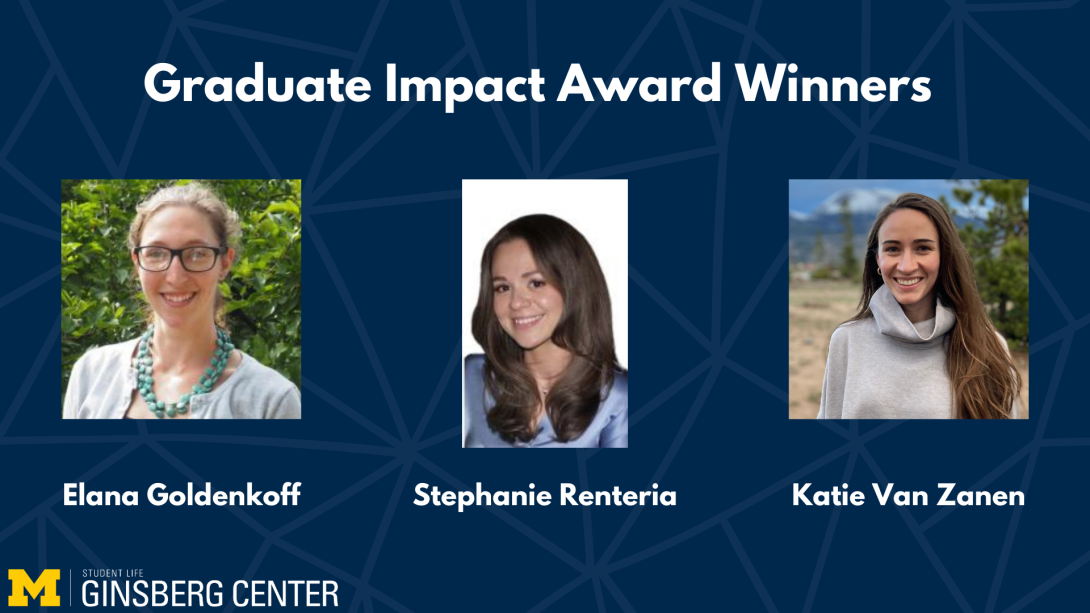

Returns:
813,229,826,265
839,197,857,279
953,180,1029,347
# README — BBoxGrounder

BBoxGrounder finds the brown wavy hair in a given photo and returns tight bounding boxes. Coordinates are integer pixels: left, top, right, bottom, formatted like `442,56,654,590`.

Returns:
849,193,1021,419
471,215,624,442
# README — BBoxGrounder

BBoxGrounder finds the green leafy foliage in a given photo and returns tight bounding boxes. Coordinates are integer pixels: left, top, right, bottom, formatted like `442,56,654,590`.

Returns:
952,180,1029,349
61,180,302,392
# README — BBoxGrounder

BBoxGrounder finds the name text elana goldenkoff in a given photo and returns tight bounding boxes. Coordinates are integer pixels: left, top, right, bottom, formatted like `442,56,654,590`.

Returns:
63,482,301,506
144,62,931,112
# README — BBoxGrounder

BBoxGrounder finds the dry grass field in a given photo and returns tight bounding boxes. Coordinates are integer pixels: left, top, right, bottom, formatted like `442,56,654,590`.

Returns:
788,280,1029,419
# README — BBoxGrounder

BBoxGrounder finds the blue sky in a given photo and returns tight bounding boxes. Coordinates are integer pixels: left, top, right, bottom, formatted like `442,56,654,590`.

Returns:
788,179,957,213
788,179,1029,215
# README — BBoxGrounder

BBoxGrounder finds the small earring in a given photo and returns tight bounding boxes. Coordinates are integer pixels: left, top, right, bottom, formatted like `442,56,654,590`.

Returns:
877,267,881,275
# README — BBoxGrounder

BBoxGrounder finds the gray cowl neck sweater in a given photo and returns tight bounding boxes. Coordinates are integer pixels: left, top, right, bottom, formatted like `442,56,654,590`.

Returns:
818,284,957,419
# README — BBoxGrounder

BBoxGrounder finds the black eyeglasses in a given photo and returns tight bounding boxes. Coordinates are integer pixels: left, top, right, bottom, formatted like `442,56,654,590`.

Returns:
133,246,225,272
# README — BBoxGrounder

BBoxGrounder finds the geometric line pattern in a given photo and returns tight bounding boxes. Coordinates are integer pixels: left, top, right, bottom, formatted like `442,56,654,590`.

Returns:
3,0,1086,611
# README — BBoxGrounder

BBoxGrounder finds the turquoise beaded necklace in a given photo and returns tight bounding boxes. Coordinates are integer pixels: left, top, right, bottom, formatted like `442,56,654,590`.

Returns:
135,327,234,419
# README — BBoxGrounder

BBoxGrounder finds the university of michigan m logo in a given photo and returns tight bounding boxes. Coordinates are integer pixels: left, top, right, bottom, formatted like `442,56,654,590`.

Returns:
8,569,60,606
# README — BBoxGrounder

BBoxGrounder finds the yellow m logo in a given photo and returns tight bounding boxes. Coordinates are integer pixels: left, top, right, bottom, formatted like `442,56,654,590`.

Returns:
8,569,60,606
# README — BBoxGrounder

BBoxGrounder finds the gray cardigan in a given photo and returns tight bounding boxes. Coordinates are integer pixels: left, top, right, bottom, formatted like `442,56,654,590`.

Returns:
63,338,301,419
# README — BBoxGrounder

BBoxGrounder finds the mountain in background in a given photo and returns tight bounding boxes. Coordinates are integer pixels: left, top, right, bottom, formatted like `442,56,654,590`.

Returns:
796,187,904,219
789,188,976,265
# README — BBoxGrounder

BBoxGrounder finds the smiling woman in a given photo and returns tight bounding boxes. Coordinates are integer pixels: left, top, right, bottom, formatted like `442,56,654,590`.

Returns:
63,183,300,419
818,193,1022,419
464,215,627,447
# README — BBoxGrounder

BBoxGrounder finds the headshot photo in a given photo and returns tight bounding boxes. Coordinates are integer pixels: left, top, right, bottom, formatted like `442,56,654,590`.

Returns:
462,180,628,447
62,180,302,419
788,180,1029,419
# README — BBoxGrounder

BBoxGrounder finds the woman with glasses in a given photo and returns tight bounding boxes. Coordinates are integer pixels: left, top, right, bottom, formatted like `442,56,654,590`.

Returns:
63,184,300,419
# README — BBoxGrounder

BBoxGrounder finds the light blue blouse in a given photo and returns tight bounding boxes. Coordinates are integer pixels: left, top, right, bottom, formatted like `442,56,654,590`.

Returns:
463,354,628,448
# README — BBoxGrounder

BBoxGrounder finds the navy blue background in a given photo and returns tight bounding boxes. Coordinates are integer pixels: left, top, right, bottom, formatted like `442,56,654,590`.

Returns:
2,0,1085,611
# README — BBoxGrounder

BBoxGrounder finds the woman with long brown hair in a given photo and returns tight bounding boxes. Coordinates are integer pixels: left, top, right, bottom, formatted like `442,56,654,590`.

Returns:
464,214,627,447
818,193,1021,419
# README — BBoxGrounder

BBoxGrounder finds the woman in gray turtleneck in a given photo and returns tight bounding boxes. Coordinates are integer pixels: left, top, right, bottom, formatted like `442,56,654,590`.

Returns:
818,193,1022,420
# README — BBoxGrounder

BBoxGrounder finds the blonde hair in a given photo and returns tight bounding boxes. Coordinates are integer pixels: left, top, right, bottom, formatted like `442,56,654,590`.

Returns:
128,183,241,327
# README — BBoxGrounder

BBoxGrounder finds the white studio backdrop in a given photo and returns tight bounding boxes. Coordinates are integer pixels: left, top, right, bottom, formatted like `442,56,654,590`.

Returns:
462,180,630,443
